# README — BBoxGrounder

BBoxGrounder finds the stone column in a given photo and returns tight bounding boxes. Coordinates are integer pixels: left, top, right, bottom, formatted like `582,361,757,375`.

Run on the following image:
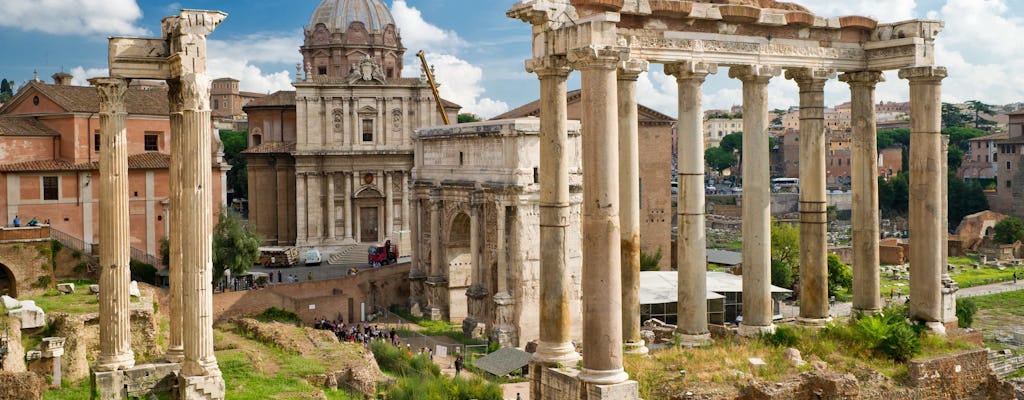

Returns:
91,77,135,372
572,45,628,385
425,188,445,320
526,55,579,365
326,173,336,241
402,173,410,231
465,192,487,336
385,171,394,239
901,66,948,331
296,172,307,244
789,68,833,325
617,59,648,354
165,79,184,362
344,172,353,241
469,192,483,289
841,71,885,314
492,200,514,346
666,61,717,344
729,65,781,336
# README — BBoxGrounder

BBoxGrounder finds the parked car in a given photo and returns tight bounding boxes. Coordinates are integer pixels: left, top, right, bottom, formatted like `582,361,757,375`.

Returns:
304,249,322,266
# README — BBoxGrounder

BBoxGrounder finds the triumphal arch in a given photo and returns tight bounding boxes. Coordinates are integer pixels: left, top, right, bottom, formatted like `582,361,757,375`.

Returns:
89,9,227,400
509,0,950,398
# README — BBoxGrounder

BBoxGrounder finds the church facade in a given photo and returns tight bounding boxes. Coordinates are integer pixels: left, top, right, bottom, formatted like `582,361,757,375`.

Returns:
244,0,459,247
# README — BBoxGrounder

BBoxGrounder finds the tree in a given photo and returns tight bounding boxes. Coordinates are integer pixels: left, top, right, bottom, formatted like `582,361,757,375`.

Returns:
212,208,262,282
219,130,249,199
0,79,12,102
827,254,852,297
966,100,996,130
878,172,909,216
705,147,737,174
993,216,1024,245
771,259,795,290
719,132,743,154
947,173,988,229
771,220,800,268
640,247,662,271
457,113,481,123
947,146,964,172
943,126,987,154
941,102,968,128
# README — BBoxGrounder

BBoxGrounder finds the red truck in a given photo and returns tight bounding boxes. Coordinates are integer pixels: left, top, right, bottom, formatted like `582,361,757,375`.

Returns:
368,240,398,266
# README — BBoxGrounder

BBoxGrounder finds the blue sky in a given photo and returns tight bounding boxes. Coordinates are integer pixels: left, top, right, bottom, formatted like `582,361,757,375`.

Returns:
0,0,1021,118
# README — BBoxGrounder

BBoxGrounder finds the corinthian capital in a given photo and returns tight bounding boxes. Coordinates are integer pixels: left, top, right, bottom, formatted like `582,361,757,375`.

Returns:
838,71,886,88
617,59,649,80
898,66,947,82
568,46,628,70
526,56,572,77
90,78,130,114
728,65,781,83
664,61,718,81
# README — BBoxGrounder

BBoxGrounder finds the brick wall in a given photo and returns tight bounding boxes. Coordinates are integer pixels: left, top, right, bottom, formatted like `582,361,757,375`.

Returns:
906,349,1012,399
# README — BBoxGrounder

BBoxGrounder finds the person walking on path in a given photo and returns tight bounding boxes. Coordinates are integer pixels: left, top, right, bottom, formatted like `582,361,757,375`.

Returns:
454,354,464,376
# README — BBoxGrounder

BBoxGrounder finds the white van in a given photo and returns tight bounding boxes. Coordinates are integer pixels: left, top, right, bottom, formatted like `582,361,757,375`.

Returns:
304,249,323,266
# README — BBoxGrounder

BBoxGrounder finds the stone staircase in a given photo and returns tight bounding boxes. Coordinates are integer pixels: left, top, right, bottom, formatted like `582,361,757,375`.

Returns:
328,244,369,265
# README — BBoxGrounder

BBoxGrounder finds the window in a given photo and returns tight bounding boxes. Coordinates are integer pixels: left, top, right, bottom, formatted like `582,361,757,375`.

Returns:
995,153,999,162
94,133,101,152
42,176,59,200
252,134,262,146
144,134,159,151
213,99,219,110
459,152,464,166
1007,180,1012,188
1008,161,1012,170
362,119,374,142
318,66,327,75
533,167,539,184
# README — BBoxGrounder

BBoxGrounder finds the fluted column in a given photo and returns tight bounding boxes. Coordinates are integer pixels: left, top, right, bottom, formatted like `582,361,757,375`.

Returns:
617,59,648,354
165,79,184,363
426,188,445,320
344,172,353,241
402,173,410,232
841,71,885,314
900,66,948,331
92,77,135,372
667,61,717,344
789,68,834,325
571,45,628,385
526,56,579,365
469,193,483,289
296,173,307,244
729,65,781,337
327,173,336,241
385,171,394,238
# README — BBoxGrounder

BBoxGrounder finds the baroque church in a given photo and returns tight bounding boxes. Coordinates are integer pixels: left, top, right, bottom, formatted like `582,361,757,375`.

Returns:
244,0,460,248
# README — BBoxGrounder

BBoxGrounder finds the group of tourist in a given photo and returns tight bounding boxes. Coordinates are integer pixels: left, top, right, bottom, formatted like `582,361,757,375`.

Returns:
313,318,399,347
8,215,44,227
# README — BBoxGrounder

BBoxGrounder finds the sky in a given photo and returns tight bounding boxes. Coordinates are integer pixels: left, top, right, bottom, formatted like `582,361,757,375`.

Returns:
0,0,1022,119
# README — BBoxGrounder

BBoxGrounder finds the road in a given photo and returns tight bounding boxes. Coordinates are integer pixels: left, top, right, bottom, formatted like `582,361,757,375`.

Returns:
246,254,411,283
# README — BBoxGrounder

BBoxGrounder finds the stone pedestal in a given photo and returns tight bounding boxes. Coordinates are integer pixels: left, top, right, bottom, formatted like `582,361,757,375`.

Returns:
490,293,517,348
901,66,947,327
527,55,581,367
842,71,885,314
667,61,716,345
93,363,182,400
91,77,136,372
789,69,833,326
617,59,648,355
730,65,780,336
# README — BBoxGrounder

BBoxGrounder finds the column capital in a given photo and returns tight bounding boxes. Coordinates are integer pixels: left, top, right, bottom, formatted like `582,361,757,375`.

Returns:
786,68,836,88
89,77,130,114
839,70,886,87
664,61,718,80
568,46,628,70
617,59,649,80
728,65,781,83
898,66,947,82
526,56,572,77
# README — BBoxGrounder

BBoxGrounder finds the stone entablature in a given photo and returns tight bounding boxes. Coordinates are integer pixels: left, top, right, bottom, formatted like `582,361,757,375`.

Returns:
410,118,584,348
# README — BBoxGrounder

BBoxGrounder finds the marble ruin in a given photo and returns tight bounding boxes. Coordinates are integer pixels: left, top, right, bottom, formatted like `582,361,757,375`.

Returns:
508,0,952,398
90,9,227,400
410,118,585,348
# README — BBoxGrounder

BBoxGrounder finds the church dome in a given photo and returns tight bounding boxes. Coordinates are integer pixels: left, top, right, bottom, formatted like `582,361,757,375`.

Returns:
307,0,396,33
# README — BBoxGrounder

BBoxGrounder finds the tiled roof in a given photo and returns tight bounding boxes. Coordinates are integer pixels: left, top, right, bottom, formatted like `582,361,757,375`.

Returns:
0,117,59,137
242,142,296,154
244,91,296,108
968,131,1008,141
492,89,674,123
0,152,170,172
2,81,170,116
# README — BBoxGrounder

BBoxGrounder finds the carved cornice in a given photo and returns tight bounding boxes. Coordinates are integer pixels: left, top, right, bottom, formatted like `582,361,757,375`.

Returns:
568,46,628,70
90,78,130,115
898,66,947,82
617,59,649,80
664,61,718,81
526,56,572,77
179,76,211,111
728,65,780,83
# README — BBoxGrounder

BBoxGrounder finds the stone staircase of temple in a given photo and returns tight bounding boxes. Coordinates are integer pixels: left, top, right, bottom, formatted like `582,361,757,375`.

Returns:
328,244,369,265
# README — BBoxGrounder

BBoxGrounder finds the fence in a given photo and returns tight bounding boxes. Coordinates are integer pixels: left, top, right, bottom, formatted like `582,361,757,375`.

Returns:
48,227,89,253
130,246,164,268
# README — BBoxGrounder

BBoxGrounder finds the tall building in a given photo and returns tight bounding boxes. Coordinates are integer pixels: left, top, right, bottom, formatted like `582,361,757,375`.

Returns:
211,77,265,131
0,74,228,256
244,0,459,247
991,112,1024,217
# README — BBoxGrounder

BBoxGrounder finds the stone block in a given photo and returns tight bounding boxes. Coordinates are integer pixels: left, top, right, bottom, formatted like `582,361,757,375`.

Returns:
129,281,141,298
8,301,45,329
1,295,20,309
179,373,225,400
0,371,44,400
93,363,183,400
89,284,100,294
56,283,75,294
749,357,767,368
40,337,65,358
586,380,640,400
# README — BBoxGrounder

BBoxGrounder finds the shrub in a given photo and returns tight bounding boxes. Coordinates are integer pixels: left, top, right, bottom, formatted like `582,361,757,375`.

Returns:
850,305,921,362
879,322,921,362
956,297,978,328
771,259,795,289
251,307,302,324
35,275,52,288
760,325,799,347
640,247,663,271
827,254,853,296
371,341,440,379
129,260,157,284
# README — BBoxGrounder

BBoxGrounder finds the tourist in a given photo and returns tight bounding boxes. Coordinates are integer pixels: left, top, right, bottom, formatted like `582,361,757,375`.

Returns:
277,271,282,283
454,354,464,376
12,215,20,227
516,394,522,400
27,217,38,226
307,271,313,281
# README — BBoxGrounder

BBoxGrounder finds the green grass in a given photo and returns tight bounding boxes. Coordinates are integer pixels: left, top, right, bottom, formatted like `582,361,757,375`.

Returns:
42,380,92,400
951,265,1017,288
970,289,1024,316
389,307,483,346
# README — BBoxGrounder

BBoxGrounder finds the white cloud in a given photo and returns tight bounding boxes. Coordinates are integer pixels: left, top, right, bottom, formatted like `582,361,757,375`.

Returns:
206,33,303,94
0,0,147,36
392,1,507,118
795,0,918,20
69,66,109,86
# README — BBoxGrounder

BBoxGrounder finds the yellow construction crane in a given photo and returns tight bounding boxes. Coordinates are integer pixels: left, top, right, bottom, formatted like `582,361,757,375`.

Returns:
416,50,451,125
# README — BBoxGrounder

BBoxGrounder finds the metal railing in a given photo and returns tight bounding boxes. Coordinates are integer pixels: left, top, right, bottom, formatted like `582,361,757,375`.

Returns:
49,226,88,253
130,246,164,268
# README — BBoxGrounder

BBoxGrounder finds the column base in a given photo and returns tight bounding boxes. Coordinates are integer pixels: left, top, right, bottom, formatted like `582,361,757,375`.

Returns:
424,306,445,321
852,307,882,315
924,321,947,336
673,332,713,347
94,351,135,372
624,340,649,354
578,367,629,386
796,317,833,328
179,373,226,400
165,347,184,363
586,379,640,400
738,323,776,337
532,341,581,367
